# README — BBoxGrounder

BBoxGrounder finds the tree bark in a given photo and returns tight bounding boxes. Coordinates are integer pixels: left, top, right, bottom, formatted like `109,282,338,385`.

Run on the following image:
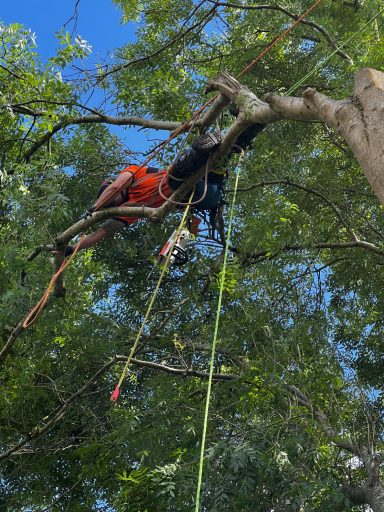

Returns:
370,485,384,512
207,68,384,205
270,69,384,205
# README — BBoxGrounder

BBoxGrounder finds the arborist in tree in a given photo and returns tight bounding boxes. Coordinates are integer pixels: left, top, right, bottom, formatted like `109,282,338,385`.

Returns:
63,119,266,256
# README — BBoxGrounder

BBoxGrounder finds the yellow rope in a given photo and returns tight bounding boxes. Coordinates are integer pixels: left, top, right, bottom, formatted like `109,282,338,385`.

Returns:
111,193,194,402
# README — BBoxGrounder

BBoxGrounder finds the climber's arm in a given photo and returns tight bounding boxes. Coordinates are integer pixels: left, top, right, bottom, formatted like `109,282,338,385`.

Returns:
65,219,126,255
92,171,134,211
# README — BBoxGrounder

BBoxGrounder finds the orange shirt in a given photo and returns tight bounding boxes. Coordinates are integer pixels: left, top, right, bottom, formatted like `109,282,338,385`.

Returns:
115,165,172,225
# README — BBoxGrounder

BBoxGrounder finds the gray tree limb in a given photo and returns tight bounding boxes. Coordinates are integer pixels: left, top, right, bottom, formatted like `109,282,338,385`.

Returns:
286,384,384,511
208,69,384,206
22,115,180,162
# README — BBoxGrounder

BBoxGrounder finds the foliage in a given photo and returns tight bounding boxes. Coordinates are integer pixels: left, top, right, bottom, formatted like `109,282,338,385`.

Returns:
1,2,384,511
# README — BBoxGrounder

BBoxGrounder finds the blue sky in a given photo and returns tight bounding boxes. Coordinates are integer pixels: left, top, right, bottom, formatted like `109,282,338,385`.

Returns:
1,0,131,61
0,1,155,155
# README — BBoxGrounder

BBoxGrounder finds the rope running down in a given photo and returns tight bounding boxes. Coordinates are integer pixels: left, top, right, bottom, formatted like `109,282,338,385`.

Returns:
110,191,195,402
194,150,244,511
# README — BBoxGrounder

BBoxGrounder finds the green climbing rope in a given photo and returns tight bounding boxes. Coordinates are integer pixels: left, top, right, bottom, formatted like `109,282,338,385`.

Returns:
193,7,384,507
194,151,244,511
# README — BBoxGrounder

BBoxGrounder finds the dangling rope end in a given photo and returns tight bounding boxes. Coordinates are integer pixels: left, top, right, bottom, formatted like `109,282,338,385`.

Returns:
110,385,120,402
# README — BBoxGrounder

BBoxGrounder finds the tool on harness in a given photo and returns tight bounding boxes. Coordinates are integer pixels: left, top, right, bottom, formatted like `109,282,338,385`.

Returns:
78,208,95,222
158,227,192,268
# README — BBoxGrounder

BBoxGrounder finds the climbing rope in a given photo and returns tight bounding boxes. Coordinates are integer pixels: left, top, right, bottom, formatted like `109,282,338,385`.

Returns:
192,0,333,506
194,149,244,511
110,191,195,402
237,0,323,79
193,5,384,507
22,236,86,328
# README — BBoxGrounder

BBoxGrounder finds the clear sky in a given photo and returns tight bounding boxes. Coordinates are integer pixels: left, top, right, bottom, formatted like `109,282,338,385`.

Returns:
1,1,159,158
0,1,226,167
1,0,132,61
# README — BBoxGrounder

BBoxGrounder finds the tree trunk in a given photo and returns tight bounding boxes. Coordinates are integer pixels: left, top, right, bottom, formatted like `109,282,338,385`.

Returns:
266,69,384,205
369,485,384,512
207,68,384,205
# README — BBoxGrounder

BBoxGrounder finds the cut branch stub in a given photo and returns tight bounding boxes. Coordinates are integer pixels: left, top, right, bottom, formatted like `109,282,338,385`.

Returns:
207,71,269,121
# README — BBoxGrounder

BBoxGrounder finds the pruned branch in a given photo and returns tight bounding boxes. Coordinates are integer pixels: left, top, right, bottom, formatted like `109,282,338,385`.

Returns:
207,69,384,206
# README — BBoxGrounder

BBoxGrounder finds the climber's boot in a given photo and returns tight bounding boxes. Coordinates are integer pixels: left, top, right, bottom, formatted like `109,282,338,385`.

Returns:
168,130,222,189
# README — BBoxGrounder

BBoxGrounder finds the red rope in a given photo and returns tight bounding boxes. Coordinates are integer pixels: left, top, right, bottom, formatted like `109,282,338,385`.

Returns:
237,0,324,78
155,0,324,204
133,0,325,174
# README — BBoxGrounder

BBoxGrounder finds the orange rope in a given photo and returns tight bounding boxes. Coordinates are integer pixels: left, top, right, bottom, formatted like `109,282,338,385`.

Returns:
237,0,324,78
133,0,324,174
156,0,324,202
97,0,324,209
22,237,85,329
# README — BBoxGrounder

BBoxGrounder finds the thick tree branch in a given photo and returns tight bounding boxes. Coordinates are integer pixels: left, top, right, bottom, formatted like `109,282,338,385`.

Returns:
264,92,322,122
286,384,362,456
207,71,319,129
22,114,180,162
286,384,384,508
208,70,384,206
244,240,384,265
116,355,237,381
